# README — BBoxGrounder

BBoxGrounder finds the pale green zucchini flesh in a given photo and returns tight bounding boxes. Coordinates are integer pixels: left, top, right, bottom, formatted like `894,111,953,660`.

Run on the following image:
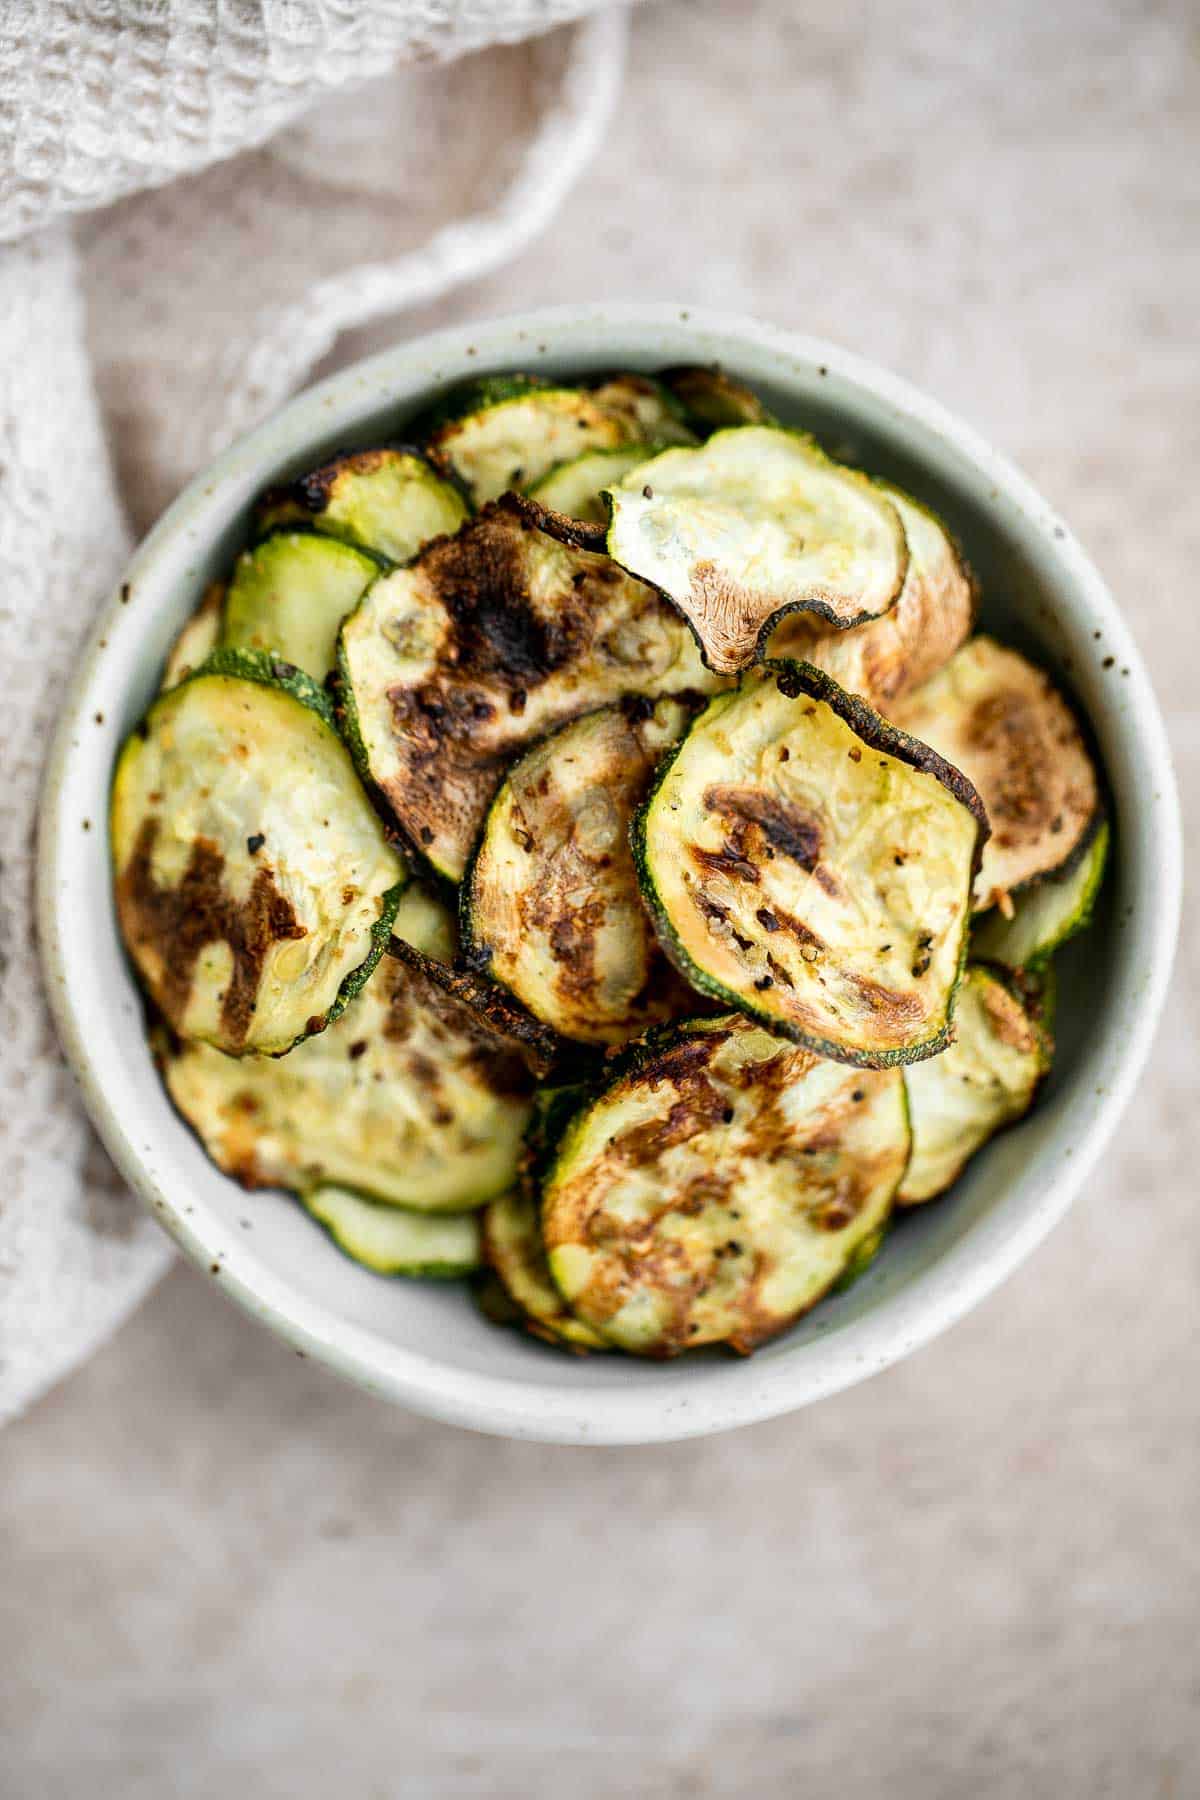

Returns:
161,584,223,690
481,1186,607,1350
542,1017,910,1355
463,698,698,1046
767,486,976,711
423,384,631,505
659,364,777,432
112,654,405,1055
526,444,664,525
604,427,909,673
255,448,467,563
891,636,1101,912
971,819,1109,970
222,531,378,682
304,1185,482,1277
337,495,722,882
899,965,1052,1204
635,662,987,1067
160,890,532,1210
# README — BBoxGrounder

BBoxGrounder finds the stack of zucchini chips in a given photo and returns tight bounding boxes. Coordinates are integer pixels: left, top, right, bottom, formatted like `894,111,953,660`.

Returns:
111,367,1107,1357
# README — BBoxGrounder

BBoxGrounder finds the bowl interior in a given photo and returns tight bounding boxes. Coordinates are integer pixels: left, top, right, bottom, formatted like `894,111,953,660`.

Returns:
39,308,1178,1442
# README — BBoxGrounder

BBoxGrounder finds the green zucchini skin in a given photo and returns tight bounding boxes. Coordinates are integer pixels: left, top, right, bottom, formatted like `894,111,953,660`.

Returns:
971,817,1109,971
603,427,910,675
222,531,379,683
525,443,670,527
633,661,988,1069
898,964,1053,1205
891,636,1102,912
336,495,722,882
255,447,468,562
303,1185,483,1278
541,1015,910,1355
767,486,977,713
112,651,406,1056
160,888,533,1211
460,697,700,1047
658,364,777,432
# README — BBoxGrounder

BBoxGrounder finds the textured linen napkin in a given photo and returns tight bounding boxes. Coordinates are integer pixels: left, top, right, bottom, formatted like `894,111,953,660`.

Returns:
0,1,631,1425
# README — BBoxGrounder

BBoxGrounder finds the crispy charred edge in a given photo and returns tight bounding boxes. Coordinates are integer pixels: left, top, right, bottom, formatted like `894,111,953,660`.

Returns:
253,445,460,539
601,429,911,676
501,489,608,552
118,654,406,1057
298,1190,480,1281
407,372,554,440
383,935,596,1083
657,364,777,431
631,667,988,1070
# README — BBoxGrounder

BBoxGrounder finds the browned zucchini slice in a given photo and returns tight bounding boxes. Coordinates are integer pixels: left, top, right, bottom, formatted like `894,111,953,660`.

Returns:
542,1017,910,1355
160,891,531,1210
767,487,976,710
482,1186,607,1351
604,427,909,674
891,636,1102,911
255,448,467,562
659,364,776,431
971,819,1109,970
462,698,698,1046
899,965,1053,1204
161,583,223,691
337,496,721,881
112,654,405,1056
384,936,575,1082
634,663,987,1067
587,372,696,445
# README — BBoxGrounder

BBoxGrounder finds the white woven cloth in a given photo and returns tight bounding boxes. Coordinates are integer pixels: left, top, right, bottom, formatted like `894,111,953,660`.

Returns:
0,1,630,1425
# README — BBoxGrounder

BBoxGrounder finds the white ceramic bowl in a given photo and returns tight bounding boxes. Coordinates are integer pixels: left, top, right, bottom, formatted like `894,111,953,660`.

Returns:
37,305,1181,1444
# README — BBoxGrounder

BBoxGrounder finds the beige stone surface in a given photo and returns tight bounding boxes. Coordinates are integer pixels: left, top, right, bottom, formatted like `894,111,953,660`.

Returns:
3,0,1198,1793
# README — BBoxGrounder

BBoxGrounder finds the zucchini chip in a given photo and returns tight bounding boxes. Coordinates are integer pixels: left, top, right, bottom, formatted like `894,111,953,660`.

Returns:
899,966,1052,1204
255,448,467,563
587,373,696,445
160,893,532,1210
767,488,976,711
304,1185,482,1278
604,427,909,674
222,531,378,682
891,636,1102,912
161,583,222,690
112,653,405,1056
659,364,776,432
526,444,666,526
635,663,987,1068
482,1186,607,1351
542,1017,910,1355
338,495,721,881
971,819,1109,971
385,936,577,1082
421,380,631,505
463,698,698,1046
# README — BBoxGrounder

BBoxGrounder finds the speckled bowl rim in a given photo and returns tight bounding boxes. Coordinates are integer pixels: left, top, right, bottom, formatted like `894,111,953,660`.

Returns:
37,305,1181,1444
